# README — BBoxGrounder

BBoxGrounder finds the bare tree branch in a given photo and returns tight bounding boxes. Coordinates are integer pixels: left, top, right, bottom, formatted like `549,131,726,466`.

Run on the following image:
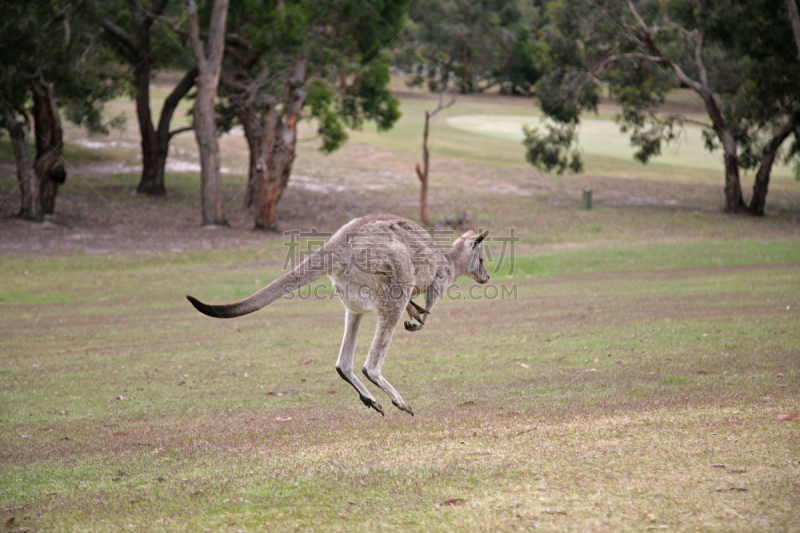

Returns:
168,126,194,139
169,24,253,56
765,104,800,154
184,0,205,64
649,113,711,129
625,0,704,93
206,0,229,69
691,32,709,91
428,91,456,119
788,0,800,58
590,51,665,79
158,66,198,139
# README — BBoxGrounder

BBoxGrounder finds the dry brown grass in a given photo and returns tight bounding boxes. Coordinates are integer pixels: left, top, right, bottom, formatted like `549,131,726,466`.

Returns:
1,78,799,532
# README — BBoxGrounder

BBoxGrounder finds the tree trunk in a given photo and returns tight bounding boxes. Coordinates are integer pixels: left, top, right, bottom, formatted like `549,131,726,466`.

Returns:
31,76,65,216
101,3,190,197
132,48,163,196
194,76,227,225
749,152,775,217
748,106,800,216
4,107,40,221
416,110,433,226
148,67,199,196
720,135,745,213
415,92,454,227
233,98,265,208
248,99,279,229
244,134,258,208
185,0,229,226
254,78,306,231
788,0,800,58
460,48,472,93
702,93,745,213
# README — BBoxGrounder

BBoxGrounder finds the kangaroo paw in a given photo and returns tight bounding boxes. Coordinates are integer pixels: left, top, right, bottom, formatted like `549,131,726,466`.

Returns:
404,321,424,332
409,300,431,315
393,400,414,416
360,395,384,416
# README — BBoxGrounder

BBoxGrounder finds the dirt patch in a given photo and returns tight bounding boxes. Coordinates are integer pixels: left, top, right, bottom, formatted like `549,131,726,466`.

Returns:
0,166,394,255
0,151,776,255
2,82,799,256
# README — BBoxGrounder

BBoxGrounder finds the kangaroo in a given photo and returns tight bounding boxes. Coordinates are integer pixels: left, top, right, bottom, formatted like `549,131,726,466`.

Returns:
187,214,489,416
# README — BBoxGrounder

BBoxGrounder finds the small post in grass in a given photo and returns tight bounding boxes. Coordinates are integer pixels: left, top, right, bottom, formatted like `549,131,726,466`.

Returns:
582,188,593,209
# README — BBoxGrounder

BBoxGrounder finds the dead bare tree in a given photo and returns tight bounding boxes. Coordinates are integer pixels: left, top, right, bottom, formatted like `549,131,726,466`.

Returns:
415,91,455,227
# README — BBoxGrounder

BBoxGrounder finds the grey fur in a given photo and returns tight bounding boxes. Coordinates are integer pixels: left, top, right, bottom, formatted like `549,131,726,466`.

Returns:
187,214,489,415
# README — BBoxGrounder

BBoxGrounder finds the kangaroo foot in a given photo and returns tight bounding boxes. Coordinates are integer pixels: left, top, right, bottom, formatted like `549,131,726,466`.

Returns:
404,321,424,332
360,395,384,416
393,400,414,416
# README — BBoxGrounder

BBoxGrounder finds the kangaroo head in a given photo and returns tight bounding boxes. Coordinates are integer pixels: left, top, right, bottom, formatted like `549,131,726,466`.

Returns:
458,229,490,284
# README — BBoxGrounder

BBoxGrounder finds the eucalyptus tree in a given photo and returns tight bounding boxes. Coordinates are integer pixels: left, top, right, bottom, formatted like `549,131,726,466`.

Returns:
0,0,122,221
218,0,406,230
99,0,198,196
402,0,544,94
185,0,229,226
524,0,800,215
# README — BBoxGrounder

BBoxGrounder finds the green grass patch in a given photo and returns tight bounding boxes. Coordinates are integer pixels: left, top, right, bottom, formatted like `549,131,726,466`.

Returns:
2,239,799,531
491,237,800,279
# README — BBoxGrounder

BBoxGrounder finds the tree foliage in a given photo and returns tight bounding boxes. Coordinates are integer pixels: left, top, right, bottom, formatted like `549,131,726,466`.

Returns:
401,0,547,94
220,0,404,149
0,1,122,135
523,122,583,174
524,0,800,215
0,0,123,220
217,0,407,230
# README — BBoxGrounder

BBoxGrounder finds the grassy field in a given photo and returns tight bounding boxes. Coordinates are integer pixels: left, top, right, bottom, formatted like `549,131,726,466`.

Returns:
1,78,800,531
1,239,799,532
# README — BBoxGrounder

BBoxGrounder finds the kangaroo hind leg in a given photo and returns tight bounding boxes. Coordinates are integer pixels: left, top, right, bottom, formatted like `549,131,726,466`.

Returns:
335,309,383,415
362,306,414,416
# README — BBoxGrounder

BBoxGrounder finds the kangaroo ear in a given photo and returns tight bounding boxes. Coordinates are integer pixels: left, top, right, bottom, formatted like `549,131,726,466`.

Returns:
470,230,489,249
458,230,475,245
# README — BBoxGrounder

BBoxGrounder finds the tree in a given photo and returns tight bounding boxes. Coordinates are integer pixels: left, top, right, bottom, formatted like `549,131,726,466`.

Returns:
31,75,67,215
499,22,550,95
415,92,456,226
218,0,406,230
99,0,198,196
0,0,122,221
524,0,800,215
185,0,229,226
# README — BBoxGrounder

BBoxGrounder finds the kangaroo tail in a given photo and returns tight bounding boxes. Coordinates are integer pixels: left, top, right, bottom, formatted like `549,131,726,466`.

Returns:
186,250,327,319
